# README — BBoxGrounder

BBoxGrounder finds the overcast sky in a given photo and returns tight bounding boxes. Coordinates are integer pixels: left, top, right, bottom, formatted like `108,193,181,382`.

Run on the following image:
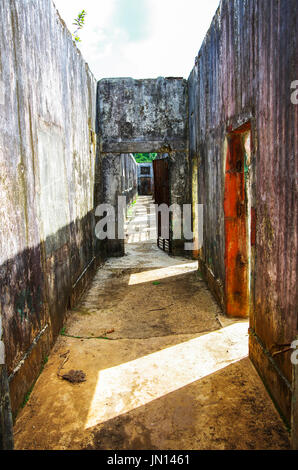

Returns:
53,0,220,79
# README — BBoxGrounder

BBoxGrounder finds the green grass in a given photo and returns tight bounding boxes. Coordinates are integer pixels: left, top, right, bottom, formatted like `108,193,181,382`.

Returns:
60,326,66,336
60,325,112,341
21,355,49,408
127,198,138,217
22,385,34,408
59,333,112,341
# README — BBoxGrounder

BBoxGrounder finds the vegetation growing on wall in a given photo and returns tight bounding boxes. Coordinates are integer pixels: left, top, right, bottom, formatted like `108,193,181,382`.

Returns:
72,10,86,43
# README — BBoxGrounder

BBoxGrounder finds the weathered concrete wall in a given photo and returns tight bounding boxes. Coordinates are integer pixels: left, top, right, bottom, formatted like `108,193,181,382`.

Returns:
0,365,13,449
0,309,13,449
292,343,298,449
0,0,97,418
97,78,190,255
98,77,188,153
122,153,138,208
98,153,138,257
1,0,296,449
188,0,297,431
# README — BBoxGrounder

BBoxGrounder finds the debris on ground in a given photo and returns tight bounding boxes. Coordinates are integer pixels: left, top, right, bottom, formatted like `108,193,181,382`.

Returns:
57,351,86,383
57,350,70,378
61,370,86,384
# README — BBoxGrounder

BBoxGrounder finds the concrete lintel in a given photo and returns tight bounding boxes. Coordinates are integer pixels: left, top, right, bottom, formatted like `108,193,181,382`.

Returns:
100,140,187,154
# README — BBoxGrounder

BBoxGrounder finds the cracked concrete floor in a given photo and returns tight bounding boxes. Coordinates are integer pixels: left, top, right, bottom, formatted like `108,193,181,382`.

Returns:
14,198,290,450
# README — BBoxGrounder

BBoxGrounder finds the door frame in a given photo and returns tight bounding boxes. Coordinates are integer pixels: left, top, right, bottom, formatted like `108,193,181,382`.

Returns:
224,121,255,318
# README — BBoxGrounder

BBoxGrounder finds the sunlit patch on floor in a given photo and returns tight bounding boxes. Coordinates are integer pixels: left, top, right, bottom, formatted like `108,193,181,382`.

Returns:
85,322,249,429
128,262,198,285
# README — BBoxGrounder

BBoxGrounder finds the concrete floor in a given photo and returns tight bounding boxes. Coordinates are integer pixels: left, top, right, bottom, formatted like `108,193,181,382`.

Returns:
14,197,290,450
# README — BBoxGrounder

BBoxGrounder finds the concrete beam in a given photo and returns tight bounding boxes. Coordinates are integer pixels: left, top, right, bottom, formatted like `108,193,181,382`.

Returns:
100,140,187,154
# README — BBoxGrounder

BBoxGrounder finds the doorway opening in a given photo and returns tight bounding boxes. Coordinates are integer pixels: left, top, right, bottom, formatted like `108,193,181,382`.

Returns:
124,153,171,254
191,157,199,259
134,152,156,197
138,164,154,195
153,157,171,253
224,122,253,318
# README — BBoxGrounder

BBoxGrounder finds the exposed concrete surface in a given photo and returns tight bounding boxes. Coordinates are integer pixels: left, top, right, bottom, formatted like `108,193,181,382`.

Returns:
0,0,97,416
14,198,290,450
1,0,295,451
188,0,298,425
292,348,298,450
98,153,138,258
98,77,188,154
97,78,190,257
0,313,4,365
0,365,14,449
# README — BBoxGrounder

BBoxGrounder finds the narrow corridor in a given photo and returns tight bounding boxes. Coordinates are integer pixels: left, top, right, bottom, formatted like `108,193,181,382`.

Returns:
14,198,290,450
125,196,157,244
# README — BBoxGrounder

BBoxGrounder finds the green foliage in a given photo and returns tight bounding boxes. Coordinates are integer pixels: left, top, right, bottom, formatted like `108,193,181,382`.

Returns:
22,385,34,408
21,355,49,408
72,10,86,43
60,326,66,336
134,153,157,163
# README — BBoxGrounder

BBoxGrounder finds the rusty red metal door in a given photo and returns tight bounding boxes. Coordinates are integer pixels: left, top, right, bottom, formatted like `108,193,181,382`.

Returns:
153,158,171,253
224,123,251,317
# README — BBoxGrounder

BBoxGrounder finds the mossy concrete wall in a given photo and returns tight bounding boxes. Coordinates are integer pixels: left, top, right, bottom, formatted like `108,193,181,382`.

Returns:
121,153,138,210
0,0,97,418
0,365,13,449
292,355,298,449
98,153,138,257
188,0,297,434
1,0,297,450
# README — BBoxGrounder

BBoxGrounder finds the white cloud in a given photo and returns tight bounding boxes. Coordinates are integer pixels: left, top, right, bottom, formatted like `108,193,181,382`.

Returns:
53,0,220,79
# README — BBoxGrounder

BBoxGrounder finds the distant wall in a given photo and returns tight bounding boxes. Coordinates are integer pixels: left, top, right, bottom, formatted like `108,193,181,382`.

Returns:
97,78,190,255
0,0,97,417
98,153,138,257
138,162,154,195
188,0,297,428
98,77,188,154
122,154,138,207
0,365,13,449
